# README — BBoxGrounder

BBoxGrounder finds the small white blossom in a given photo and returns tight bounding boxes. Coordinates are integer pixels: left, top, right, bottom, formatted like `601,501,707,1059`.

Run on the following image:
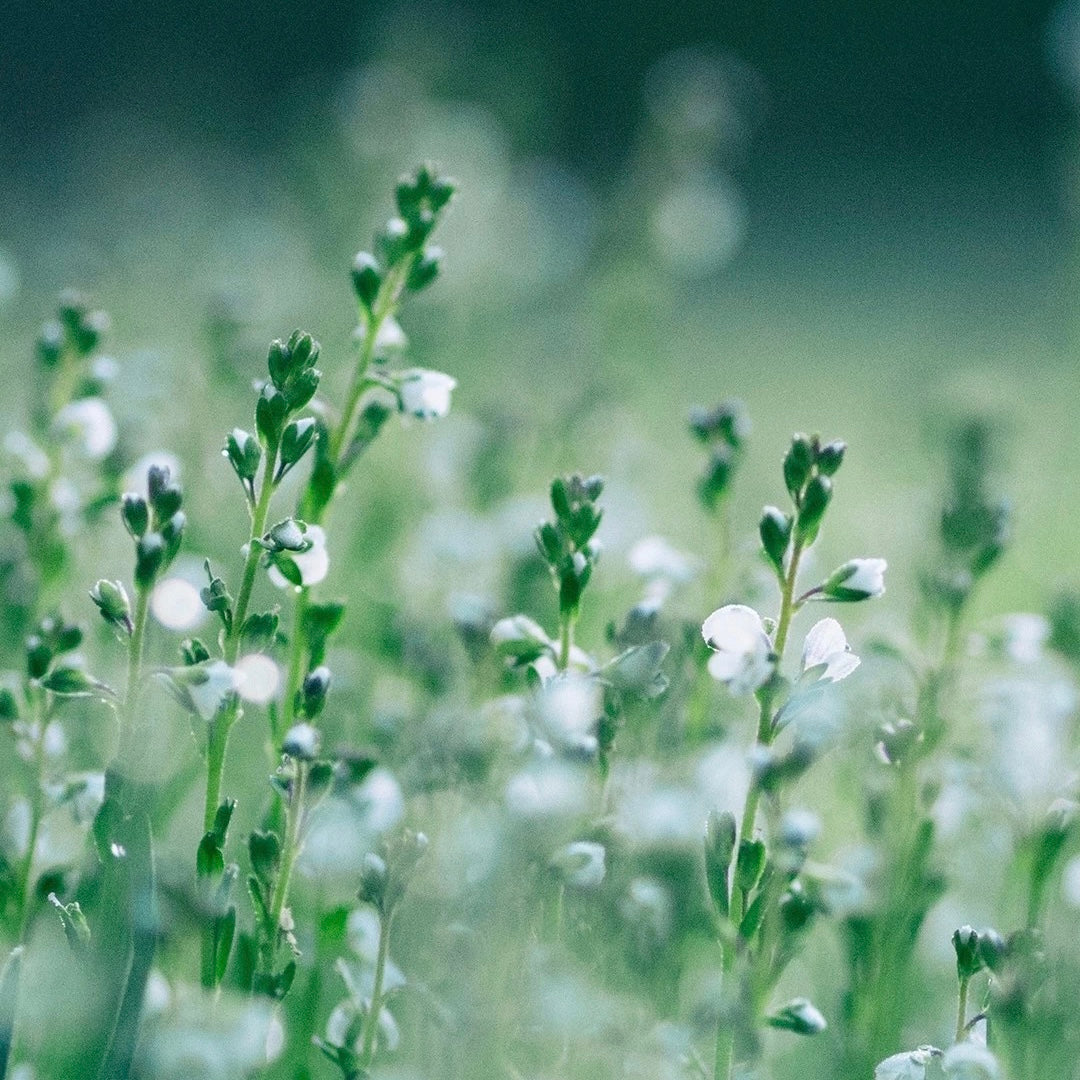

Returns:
627,536,697,583
801,618,860,682
397,369,457,420
375,316,407,353
701,604,773,695
822,557,887,602
552,840,606,888
188,661,241,721
4,431,49,478
54,397,117,459
268,525,329,588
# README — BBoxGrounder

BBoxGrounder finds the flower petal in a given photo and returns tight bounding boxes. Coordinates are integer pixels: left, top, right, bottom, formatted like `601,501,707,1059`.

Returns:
802,618,848,670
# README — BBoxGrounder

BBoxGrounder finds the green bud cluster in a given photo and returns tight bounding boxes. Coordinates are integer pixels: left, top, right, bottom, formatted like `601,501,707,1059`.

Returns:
37,289,110,366
535,474,604,619
924,417,1009,615
690,399,750,511
351,164,456,316
758,433,846,576
357,828,429,916
25,614,83,682
121,465,186,589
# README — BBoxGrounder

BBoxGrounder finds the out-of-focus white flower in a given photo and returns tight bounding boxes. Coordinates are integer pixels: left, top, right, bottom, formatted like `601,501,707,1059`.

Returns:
374,316,407,353
151,578,205,631
941,1042,1000,1079
701,604,773,694
4,431,49,478
235,654,282,705
1001,614,1049,664
801,618,860,682
821,558,887,602
552,840,606,888
627,536,697,583
188,661,240,721
397,369,457,420
268,525,329,588
54,397,117,459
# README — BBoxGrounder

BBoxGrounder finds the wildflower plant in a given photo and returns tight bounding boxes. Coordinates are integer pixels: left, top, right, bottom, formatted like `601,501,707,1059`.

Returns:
2,157,1079,1080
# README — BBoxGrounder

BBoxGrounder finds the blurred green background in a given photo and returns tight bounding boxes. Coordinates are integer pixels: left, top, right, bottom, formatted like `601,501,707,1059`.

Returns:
2,0,1079,618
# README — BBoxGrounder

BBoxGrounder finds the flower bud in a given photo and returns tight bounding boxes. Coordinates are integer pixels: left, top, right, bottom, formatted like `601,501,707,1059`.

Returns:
134,533,166,588
953,925,984,979
821,558,887,602
225,428,261,483
766,998,827,1035
376,217,411,266
300,665,331,718
358,852,388,909
795,474,832,545
264,518,309,553
816,440,846,476
282,721,321,761
759,506,792,575
90,579,132,634
734,838,767,893
783,434,814,498
278,418,317,475
351,251,382,310
406,245,443,292
121,493,149,538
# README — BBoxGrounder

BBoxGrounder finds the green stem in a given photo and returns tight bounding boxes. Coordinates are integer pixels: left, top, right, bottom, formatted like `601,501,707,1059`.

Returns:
261,764,307,977
202,446,278,834
955,974,970,1044
360,907,393,1068
328,268,408,471
227,454,278,667
276,590,309,745
557,613,573,672
715,540,804,1079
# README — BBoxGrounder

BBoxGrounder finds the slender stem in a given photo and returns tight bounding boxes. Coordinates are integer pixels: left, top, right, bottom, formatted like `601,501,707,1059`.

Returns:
202,448,278,835
118,586,151,761
227,454,278,667
276,590,308,744
360,907,393,1068
328,268,407,470
955,974,970,1044
715,539,804,1079
261,764,307,976
557,614,573,672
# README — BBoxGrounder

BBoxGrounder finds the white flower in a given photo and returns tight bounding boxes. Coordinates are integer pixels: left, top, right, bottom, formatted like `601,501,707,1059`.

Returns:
397,369,457,420
801,618,860,682
375,316,407,353
552,840,606,888
627,536,697,583
54,397,117,459
701,604,774,695
188,661,241,721
821,557,887,602
268,525,329,588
